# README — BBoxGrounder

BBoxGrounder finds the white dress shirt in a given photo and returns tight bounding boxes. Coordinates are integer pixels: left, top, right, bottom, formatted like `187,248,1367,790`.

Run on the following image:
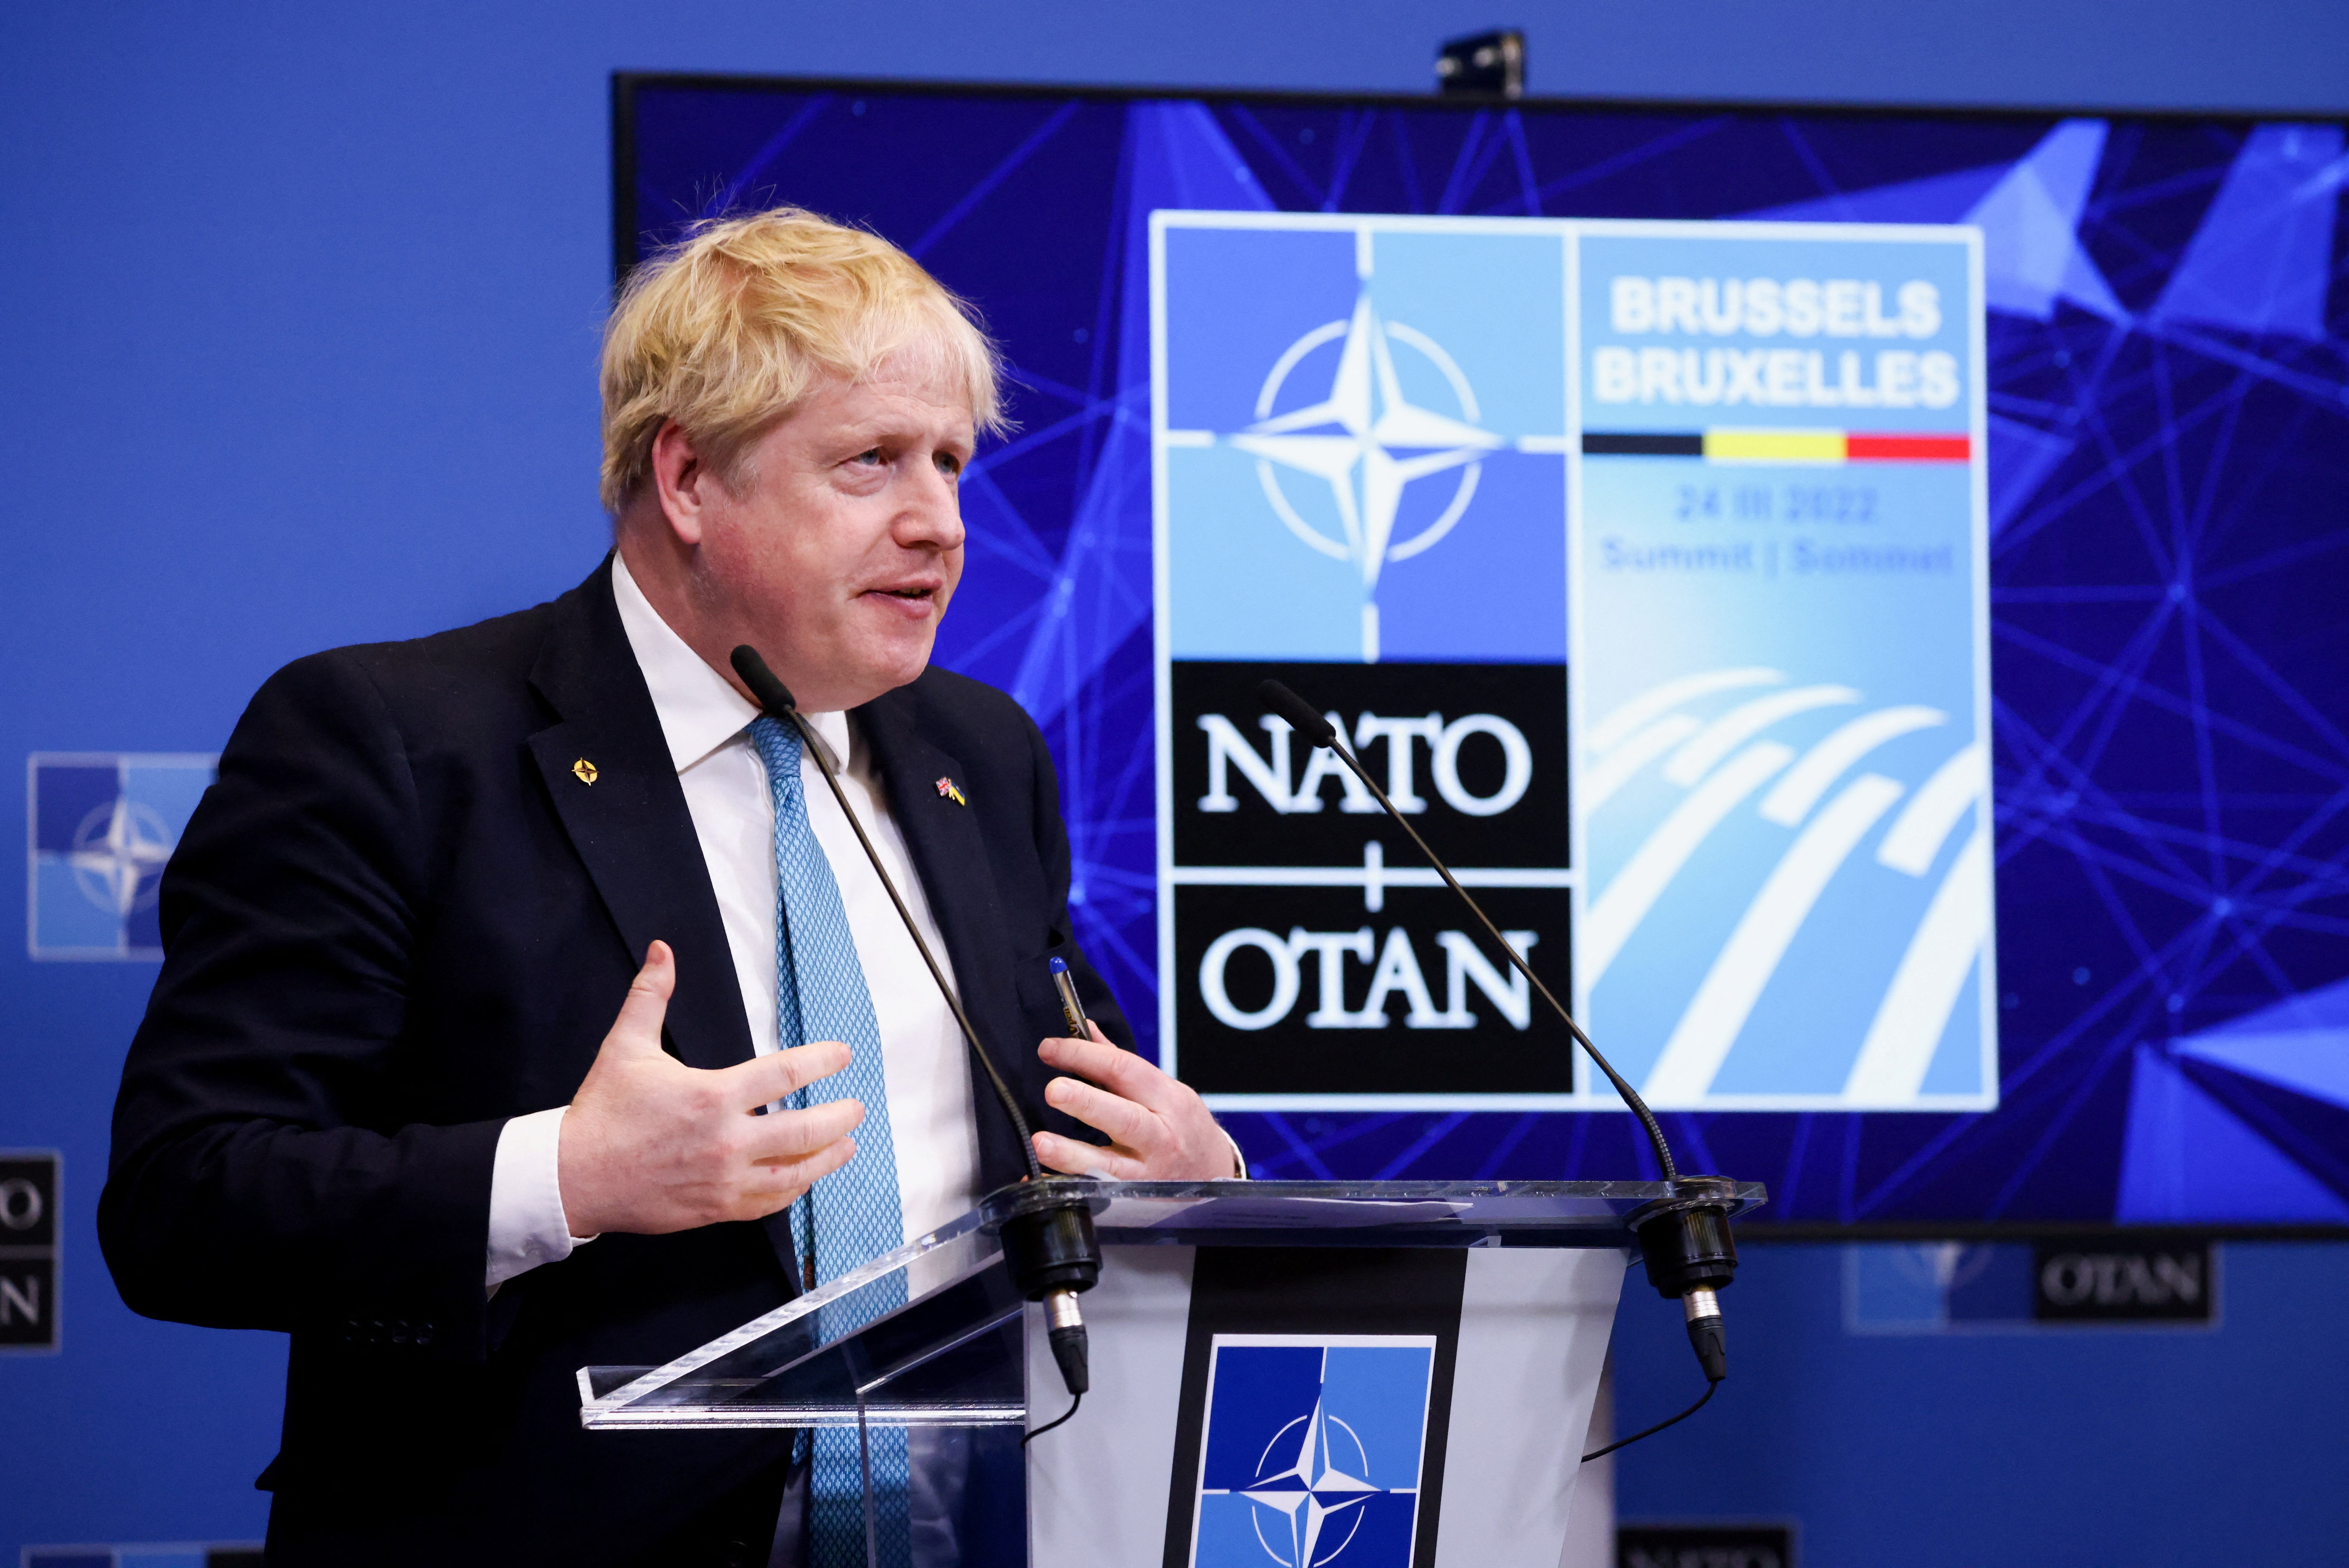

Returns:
485,556,979,1290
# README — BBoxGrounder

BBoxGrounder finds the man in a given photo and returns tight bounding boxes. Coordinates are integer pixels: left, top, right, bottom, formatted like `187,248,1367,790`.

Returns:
100,208,1237,1567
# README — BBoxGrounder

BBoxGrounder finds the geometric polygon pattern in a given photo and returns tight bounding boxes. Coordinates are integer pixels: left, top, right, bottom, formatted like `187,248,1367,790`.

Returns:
2120,979,2349,1223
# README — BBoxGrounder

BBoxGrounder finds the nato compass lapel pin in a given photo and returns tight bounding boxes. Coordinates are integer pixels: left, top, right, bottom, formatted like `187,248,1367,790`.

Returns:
572,758,599,785
934,776,967,806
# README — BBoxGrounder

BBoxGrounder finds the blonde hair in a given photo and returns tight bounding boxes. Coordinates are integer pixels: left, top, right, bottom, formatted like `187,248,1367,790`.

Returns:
599,208,1006,515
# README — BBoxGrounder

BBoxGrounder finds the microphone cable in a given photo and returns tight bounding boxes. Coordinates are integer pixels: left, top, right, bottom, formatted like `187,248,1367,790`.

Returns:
1582,1377,1718,1463
1022,1392,1083,1447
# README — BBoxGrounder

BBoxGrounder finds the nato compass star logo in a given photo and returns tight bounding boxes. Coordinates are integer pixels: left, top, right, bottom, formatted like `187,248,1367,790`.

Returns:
1230,291,1501,601
29,752,214,958
68,795,176,918
1233,1391,1387,1566
1157,217,1572,665
1191,1339,1434,1568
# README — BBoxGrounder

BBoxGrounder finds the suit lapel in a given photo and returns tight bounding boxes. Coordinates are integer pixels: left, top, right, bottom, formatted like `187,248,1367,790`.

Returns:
856,688,1037,1184
524,570,1043,1205
526,561,755,1075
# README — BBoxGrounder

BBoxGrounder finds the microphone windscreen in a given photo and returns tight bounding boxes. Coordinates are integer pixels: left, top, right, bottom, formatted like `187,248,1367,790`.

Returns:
1258,680,1338,747
730,645,797,717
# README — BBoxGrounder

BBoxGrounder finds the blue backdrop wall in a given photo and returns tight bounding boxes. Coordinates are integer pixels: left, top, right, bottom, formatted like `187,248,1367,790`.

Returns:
4,3,2345,1563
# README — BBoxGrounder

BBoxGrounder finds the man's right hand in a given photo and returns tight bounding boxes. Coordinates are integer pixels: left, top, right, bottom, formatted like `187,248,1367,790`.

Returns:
557,940,865,1237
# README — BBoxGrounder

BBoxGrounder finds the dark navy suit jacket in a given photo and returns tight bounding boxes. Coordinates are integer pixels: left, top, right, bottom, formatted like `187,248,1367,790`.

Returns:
99,561,1123,1564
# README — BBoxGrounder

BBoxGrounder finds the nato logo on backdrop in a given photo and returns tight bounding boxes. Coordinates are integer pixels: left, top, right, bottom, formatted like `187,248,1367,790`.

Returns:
1153,214,1570,667
28,753,214,959
1150,214,1576,1109
1188,1337,1435,1568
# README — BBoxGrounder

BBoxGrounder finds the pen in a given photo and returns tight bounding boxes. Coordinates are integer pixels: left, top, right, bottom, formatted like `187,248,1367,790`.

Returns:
1048,956,1093,1040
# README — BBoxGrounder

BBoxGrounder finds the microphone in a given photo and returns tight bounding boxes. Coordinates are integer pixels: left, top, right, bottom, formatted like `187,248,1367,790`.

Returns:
1256,680,1736,1406
731,646,1101,1406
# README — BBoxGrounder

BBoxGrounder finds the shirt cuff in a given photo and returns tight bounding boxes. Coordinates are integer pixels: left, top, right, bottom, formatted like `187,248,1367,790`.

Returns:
1222,1127,1250,1180
486,1106,594,1293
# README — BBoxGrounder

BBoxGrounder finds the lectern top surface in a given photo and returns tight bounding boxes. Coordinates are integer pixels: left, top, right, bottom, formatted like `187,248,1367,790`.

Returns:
984,1178,1766,1246
577,1178,1765,1431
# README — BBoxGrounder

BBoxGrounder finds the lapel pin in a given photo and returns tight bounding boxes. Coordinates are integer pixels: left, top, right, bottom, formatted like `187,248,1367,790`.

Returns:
572,758,599,785
934,775,967,806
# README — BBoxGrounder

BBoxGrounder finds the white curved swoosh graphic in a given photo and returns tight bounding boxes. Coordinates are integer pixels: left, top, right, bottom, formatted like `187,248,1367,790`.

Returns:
1587,667,1783,754
1643,773,1907,1102
1760,706,1947,826
1584,742,1794,988
1663,686,1862,787
1878,742,1986,875
1581,713,1702,812
1845,831,1991,1102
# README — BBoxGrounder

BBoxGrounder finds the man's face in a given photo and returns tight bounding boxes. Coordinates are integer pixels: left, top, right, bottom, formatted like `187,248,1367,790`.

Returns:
684,362,974,713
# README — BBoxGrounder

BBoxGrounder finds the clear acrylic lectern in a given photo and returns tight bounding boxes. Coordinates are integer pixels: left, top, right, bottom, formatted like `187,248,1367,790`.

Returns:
579,1179,1766,1567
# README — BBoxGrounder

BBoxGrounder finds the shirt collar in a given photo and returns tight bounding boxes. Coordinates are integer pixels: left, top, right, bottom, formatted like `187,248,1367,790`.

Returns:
610,554,850,775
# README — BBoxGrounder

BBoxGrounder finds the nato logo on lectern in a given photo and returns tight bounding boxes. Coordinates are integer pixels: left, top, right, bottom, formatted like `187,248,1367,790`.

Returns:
1189,1338,1435,1568
28,753,214,959
1154,214,1574,1109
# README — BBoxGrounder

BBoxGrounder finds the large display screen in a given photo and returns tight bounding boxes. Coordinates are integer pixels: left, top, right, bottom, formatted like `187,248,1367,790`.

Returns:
617,76,2349,1231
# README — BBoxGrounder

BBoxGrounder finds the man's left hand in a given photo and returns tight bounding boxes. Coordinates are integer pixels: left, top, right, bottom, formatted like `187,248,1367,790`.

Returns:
1033,1026,1238,1180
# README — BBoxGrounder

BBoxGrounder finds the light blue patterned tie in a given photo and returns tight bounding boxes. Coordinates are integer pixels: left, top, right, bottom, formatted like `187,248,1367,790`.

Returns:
749,716,912,1568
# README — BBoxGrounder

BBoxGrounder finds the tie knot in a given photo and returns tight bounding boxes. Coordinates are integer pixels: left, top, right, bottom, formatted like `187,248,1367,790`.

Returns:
748,714,804,798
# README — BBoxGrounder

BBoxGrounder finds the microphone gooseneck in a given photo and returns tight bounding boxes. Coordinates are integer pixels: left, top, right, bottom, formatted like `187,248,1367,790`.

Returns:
730,646,1101,1401
1257,678,1738,1424
1254,680,1677,1178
